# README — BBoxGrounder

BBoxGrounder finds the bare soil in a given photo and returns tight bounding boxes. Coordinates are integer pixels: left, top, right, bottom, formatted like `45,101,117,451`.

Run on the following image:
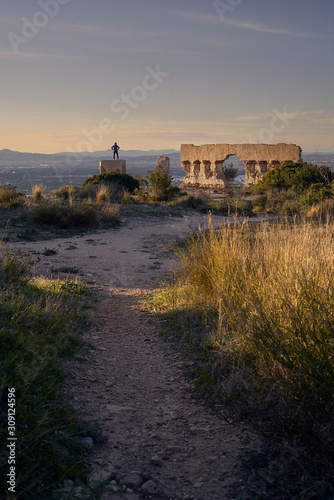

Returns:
4,210,263,499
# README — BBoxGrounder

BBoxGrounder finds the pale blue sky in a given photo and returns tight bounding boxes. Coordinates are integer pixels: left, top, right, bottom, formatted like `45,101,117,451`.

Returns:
1,0,333,153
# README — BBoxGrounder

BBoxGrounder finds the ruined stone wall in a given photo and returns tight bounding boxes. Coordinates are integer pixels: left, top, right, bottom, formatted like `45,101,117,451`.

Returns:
180,143,302,189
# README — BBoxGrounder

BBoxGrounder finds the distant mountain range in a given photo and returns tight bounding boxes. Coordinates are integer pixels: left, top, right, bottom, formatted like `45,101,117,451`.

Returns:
0,148,179,162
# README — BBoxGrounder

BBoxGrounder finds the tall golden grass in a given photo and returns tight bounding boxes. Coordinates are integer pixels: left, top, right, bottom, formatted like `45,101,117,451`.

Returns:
152,217,334,451
96,183,110,203
31,183,45,202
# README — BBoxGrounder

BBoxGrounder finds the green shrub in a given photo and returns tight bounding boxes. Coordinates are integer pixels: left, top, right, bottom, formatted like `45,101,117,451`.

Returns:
253,189,302,215
32,202,98,228
299,183,333,206
254,162,333,193
83,172,139,193
145,165,180,202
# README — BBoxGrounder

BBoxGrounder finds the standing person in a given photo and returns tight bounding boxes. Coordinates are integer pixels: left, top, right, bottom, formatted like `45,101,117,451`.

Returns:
111,142,120,159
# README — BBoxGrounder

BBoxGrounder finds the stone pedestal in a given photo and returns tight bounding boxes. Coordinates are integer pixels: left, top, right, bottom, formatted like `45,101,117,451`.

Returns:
100,160,126,175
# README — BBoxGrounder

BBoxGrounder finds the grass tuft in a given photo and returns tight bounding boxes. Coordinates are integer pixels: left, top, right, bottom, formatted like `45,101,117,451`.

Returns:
96,183,110,204
31,184,45,203
99,204,121,226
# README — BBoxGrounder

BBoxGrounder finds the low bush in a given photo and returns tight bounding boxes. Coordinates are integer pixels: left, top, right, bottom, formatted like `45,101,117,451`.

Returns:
144,166,180,202
251,163,334,215
83,172,139,193
50,185,81,200
253,161,333,193
299,182,333,206
173,194,210,210
252,189,301,215
0,186,24,208
32,202,98,228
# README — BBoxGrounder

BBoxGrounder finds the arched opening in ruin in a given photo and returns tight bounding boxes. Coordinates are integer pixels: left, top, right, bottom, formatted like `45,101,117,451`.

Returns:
221,155,247,185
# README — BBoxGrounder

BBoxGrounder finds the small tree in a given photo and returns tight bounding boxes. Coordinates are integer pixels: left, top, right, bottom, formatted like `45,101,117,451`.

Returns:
222,162,238,182
145,165,180,202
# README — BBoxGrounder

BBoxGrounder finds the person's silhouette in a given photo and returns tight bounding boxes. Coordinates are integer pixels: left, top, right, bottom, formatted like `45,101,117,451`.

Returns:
111,142,120,159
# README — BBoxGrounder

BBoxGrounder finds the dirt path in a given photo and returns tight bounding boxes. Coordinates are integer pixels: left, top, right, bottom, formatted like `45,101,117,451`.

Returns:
8,212,261,499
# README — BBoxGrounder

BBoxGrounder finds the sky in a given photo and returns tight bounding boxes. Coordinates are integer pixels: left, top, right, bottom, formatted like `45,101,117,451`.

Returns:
1,0,333,154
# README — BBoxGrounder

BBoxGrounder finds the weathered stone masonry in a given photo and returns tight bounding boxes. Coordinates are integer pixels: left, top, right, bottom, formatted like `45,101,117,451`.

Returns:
100,160,127,174
180,143,302,189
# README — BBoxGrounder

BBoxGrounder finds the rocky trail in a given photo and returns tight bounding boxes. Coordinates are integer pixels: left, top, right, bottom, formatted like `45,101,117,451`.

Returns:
10,211,261,499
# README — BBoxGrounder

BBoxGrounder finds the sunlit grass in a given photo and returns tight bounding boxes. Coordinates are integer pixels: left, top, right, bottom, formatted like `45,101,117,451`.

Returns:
96,183,109,203
151,218,334,454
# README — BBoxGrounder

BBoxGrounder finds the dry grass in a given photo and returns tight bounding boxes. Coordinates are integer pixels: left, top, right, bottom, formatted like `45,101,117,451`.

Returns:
120,189,131,207
307,197,334,219
96,183,110,203
99,204,121,226
152,217,334,452
150,217,334,496
0,186,24,208
31,184,45,203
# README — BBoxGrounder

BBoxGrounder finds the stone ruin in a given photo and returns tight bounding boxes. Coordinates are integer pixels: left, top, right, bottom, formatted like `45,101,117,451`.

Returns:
180,143,302,190
100,159,127,175
156,156,170,173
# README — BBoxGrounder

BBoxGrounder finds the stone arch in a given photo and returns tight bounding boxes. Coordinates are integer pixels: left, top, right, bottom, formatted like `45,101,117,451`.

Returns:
182,161,191,175
193,160,201,177
269,160,280,171
180,143,302,190
203,160,212,178
221,154,247,185
214,160,225,179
